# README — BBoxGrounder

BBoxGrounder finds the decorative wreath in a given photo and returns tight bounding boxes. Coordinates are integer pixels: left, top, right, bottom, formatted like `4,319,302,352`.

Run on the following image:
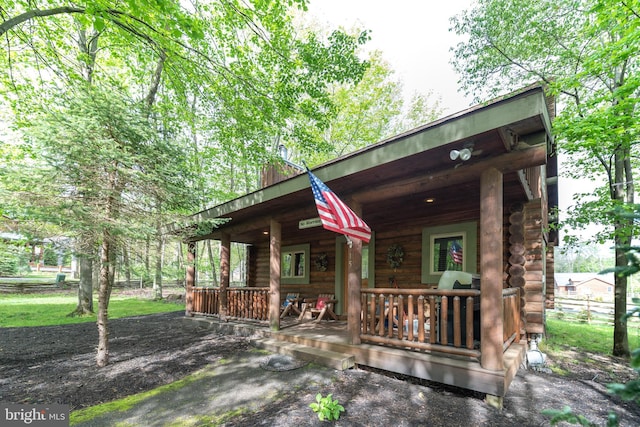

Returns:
386,244,404,270
314,253,329,271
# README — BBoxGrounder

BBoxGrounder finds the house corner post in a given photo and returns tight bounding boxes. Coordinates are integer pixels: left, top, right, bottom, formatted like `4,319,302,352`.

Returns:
185,241,196,316
220,234,230,318
347,237,363,345
480,167,504,371
269,219,281,331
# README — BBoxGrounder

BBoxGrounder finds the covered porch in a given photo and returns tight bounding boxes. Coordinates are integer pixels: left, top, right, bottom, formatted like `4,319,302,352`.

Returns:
185,283,524,397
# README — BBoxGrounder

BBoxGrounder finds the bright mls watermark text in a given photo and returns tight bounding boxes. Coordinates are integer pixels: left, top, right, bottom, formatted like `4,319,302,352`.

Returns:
1,404,69,426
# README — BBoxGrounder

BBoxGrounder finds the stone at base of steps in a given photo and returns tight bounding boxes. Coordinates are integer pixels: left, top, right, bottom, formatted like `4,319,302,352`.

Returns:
251,338,355,371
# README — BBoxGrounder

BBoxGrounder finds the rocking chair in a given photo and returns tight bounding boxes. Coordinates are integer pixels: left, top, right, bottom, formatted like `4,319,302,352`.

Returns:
298,293,338,322
279,293,301,318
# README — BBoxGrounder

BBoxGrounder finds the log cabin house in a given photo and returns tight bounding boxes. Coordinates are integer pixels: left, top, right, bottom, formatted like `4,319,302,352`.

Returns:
181,84,558,402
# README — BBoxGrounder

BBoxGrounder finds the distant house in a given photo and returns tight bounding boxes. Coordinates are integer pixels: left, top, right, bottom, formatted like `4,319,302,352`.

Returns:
554,273,615,300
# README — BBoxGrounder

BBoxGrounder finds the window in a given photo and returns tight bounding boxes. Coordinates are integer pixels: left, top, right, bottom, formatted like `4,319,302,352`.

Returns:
362,246,369,280
432,234,465,272
421,222,477,284
281,244,310,284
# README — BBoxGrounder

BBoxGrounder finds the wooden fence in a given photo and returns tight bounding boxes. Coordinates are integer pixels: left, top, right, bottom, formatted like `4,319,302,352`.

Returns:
550,296,640,326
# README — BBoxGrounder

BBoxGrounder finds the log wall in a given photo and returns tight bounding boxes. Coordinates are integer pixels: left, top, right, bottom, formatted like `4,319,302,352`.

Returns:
522,199,546,334
247,206,482,301
546,245,555,309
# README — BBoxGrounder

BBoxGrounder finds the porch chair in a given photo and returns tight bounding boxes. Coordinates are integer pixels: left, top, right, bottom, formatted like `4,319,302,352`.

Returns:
437,270,473,290
279,293,300,318
437,270,479,344
298,293,338,322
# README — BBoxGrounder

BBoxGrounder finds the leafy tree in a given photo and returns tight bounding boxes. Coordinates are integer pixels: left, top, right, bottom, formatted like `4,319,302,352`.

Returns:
451,0,639,357
12,84,192,365
1,0,370,366
292,50,444,166
544,205,640,426
555,244,615,273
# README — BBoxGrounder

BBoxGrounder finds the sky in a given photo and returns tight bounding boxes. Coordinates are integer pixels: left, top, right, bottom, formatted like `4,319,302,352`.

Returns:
305,0,474,114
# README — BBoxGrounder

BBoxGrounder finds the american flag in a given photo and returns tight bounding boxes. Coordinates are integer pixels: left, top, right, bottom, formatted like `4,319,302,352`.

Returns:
307,169,371,243
450,241,463,264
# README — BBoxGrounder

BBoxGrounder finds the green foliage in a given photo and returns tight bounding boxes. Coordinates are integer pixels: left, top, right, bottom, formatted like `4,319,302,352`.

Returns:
543,205,640,425
0,240,30,276
451,0,640,242
541,406,608,427
554,244,614,274
309,393,345,421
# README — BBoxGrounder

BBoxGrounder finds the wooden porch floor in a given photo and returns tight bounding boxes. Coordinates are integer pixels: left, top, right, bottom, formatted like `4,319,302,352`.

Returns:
185,315,526,397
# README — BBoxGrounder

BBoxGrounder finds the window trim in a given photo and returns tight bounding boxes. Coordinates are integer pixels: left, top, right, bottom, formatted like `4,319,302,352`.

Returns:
281,244,310,284
421,221,477,284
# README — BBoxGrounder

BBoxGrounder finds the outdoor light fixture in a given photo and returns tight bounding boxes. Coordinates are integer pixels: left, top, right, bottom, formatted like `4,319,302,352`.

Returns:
449,143,475,162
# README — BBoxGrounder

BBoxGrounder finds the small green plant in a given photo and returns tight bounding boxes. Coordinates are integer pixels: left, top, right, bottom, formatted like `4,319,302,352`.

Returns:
309,393,345,421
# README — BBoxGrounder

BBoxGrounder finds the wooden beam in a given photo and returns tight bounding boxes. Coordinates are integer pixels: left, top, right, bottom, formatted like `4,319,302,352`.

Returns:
220,233,230,318
269,219,281,331
348,238,363,345
185,242,196,316
355,145,546,204
480,167,504,371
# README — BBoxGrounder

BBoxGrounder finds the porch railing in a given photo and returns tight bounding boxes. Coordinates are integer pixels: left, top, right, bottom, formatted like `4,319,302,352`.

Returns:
192,287,220,315
502,288,521,350
360,288,521,359
227,288,270,320
191,287,270,321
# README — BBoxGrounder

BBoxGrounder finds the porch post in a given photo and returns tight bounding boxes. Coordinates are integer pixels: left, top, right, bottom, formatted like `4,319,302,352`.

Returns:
347,238,362,345
480,167,504,371
220,234,230,318
185,241,196,316
269,219,281,331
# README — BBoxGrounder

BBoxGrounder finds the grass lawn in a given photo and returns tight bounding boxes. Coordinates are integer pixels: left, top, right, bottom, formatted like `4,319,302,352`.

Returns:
0,292,185,328
545,317,640,354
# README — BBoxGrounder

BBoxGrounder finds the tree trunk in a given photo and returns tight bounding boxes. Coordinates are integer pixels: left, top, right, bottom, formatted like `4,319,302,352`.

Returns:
177,241,184,287
207,240,218,286
70,237,94,316
144,237,150,286
612,149,632,357
123,244,131,287
78,256,93,313
153,229,164,300
108,243,116,297
96,232,111,367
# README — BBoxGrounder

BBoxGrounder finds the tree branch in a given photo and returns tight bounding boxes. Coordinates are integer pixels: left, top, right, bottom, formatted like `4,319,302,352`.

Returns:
0,6,85,36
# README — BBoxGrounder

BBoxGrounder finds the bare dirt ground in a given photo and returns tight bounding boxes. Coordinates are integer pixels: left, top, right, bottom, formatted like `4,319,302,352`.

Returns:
1,308,640,426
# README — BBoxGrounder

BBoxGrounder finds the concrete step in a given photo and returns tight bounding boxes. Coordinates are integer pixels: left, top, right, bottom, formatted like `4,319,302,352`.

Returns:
251,338,355,371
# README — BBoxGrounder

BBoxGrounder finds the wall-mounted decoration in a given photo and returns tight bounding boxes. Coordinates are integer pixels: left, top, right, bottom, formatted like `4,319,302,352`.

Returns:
314,253,329,271
386,244,404,271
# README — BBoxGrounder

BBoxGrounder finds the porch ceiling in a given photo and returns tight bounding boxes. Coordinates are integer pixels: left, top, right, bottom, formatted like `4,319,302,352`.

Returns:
182,86,555,244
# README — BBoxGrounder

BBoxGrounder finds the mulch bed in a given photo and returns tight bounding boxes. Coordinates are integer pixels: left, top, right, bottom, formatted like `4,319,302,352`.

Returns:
1,310,640,426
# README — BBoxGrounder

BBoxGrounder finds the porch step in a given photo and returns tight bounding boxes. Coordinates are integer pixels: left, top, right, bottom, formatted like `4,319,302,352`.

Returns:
251,338,355,371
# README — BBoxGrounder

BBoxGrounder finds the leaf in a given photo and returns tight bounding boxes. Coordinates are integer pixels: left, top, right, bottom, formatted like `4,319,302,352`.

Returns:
93,17,105,32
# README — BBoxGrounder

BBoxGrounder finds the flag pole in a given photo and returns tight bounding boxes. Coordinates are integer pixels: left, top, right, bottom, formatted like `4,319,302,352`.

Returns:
345,235,353,248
